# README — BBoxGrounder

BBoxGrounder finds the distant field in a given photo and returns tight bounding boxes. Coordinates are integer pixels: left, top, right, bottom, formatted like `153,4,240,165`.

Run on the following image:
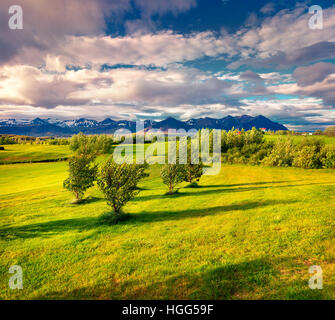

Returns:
1,146,335,299
1,134,334,165
0,144,71,164
264,135,335,144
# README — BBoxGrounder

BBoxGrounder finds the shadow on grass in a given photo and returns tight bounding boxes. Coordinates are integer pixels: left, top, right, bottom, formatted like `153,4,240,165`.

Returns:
77,197,105,205
32,257,331,300
196,180,302,188
133,181,333,202
126,199,297,224
0,216,99,240
0,199,297,240
133,258,331,300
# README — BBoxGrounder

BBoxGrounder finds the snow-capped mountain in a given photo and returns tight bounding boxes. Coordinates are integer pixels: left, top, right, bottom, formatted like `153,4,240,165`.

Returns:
56,118,99,128
0,115,288,136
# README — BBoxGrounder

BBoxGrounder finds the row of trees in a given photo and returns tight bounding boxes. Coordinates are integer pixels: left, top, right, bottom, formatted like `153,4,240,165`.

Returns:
262,138,335,169
0,136,18,144
211,128,335,169
63,150,148,219
63,146,204,220
69,133,114,154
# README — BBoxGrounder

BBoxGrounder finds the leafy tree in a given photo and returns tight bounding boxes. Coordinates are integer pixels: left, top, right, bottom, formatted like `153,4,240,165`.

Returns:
292,138,324,169
320,144,335,169
0,136,17,145
70,133,114,155
63,153,97,203
97,159,147,214
161,163,186,194
325,126,335,137
292,146,320,169
262,137,295,167
184,143,203,185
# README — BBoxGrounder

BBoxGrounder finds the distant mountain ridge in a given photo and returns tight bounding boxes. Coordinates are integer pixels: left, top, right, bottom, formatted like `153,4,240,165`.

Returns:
0,115,288,136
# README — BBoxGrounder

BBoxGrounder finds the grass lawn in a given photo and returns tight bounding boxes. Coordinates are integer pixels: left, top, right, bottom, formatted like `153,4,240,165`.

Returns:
1,156,335,299
0,144,71,164
264,134,335,144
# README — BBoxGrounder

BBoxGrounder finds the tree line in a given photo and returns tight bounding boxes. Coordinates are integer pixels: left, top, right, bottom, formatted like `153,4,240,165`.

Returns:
63,140,204,223
216,128,335,169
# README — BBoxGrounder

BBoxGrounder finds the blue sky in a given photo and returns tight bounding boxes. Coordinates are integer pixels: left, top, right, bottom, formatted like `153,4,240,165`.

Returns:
0,0,335,130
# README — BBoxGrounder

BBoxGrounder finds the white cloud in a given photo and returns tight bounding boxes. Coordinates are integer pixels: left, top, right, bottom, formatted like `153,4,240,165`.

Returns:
1,1,335,129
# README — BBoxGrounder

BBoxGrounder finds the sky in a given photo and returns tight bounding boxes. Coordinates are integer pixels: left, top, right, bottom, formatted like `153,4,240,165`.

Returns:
0,0,335,130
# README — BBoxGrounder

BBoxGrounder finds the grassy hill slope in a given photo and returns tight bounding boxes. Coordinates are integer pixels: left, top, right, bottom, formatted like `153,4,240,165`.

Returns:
1,160,335,299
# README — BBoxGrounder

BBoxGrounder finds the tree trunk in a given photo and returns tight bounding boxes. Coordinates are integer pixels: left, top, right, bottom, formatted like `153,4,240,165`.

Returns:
169,182,173,194
113,202,120,215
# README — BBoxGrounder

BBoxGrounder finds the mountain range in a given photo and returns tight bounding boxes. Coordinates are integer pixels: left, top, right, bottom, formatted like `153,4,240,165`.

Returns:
0,115,288,136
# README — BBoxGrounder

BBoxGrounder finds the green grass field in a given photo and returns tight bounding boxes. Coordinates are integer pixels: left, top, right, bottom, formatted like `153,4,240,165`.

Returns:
1,143,335,300
0,144,71,164
264,134,335,144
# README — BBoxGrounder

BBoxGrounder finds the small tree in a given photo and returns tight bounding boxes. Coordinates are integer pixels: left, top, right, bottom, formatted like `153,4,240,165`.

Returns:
97,159,147,215
184,162,203,185
161,163,186,195
63,153,97,203
184,144,203,185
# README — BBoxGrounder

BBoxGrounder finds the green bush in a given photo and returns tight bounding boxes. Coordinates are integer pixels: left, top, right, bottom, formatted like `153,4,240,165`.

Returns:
262,137,295,167
98,159,147,214
325,126,335,137
70,133,114,154
320,144,335,168
63,153,98,202
0,136,17,144
161,163,186,195
220,128,266,165
183,143,204,185
292,146,321,169
249,146,272,165
48,138,70,145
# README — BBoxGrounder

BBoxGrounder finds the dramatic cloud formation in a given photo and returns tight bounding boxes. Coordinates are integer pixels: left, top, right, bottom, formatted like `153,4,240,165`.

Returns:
0,0,334,130
293,62,335,86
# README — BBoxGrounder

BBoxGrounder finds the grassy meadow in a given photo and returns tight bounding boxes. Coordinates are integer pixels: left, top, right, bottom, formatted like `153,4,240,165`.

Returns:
0,144,71,164
1,141,335,300
264,134,335,144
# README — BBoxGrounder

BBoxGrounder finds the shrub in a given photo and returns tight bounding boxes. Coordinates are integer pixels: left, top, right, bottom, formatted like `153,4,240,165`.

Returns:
224,147,246,164
70,133,114,154
249,146,272,165
292,138,324,169
262,137,295,167
48,138,70,145
320,144,335,168
325,126,335,137
0,136,16,144
184,162,203,184
220,128,265,163
292,146,320,169
63,153,97,202
183,143,204,185
244,127,264,145
161,163,186,195
298,137,324,152
97,159,147,214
